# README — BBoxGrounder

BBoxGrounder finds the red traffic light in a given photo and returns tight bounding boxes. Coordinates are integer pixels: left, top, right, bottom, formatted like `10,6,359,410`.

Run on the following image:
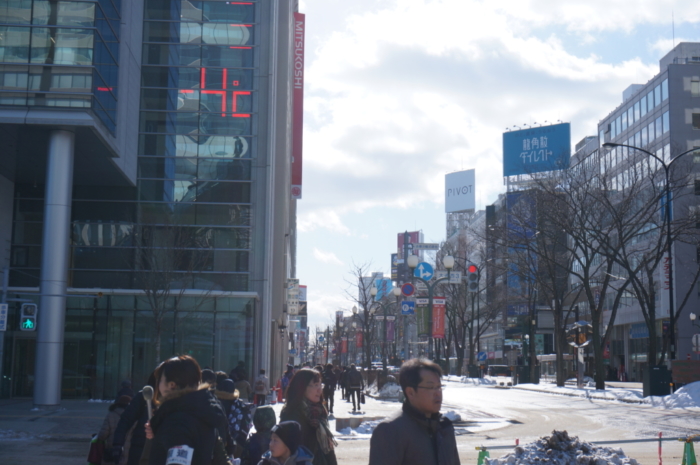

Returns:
467,265,478,273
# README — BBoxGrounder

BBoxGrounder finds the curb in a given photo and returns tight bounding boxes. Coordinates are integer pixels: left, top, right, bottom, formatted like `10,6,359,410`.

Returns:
512,386,644,404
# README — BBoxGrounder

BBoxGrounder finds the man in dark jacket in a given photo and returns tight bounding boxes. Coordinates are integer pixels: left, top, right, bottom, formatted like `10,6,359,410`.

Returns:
321,364,337,414
346,364,364,413
368,358,460,465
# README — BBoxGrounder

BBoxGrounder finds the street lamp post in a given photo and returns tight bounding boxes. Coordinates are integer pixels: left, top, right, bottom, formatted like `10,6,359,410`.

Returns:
407,254,455,360
370,285,401,373
602,143,700,361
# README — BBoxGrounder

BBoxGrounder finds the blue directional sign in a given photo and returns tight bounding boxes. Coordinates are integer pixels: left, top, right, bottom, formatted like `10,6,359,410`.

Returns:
477,351,488,362
413,262,434,280
401,301,415,315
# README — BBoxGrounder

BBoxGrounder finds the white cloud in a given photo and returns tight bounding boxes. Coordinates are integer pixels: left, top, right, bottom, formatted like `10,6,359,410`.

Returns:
297,0,700,331
313,248,345,266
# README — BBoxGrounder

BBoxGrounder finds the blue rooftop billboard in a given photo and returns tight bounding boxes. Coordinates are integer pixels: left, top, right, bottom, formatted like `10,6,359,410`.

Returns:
503,123,571,177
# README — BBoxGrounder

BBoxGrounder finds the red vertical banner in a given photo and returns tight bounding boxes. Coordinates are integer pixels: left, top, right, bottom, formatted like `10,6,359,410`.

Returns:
342,337,348,354
291,12,305,199
356,331,363,348
432,297,446,339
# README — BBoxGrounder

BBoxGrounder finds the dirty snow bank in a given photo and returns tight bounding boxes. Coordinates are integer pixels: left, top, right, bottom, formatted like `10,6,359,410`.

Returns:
485,430,639,465
337,419,383,438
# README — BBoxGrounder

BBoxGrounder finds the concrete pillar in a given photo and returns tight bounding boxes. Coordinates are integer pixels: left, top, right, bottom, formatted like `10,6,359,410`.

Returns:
34,130,74,408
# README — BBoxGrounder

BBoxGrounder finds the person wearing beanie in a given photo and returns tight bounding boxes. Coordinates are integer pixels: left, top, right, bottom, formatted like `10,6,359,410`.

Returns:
214,377,239,456
96,395,132,465
258,421,313,465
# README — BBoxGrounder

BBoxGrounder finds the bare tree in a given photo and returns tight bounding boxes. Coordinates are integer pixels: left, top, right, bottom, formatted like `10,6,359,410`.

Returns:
343,261,379,370
135,218,215,365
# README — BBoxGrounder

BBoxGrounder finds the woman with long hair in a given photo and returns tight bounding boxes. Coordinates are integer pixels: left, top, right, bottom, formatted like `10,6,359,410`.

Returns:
145,355,229,465
279,368,337,465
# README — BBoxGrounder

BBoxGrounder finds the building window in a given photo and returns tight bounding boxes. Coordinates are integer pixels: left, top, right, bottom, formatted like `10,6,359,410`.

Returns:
692,80,700,97
693,113,700,130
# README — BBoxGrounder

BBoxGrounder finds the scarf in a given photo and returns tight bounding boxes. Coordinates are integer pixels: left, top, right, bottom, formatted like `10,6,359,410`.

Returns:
302,399,337,454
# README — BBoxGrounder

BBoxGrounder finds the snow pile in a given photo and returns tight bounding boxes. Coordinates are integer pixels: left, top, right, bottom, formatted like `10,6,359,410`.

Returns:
485,430,639,465
378,382,401,399
646,381,700,409
337,419,383,438
0,430,34,441
443,410,461,422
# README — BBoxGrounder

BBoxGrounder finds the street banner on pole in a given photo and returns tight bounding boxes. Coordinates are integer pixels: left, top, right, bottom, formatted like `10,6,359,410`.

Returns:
356,331,363,348
416,298,429,337
387,316,395,342
432,297,446,339
342,337,348,354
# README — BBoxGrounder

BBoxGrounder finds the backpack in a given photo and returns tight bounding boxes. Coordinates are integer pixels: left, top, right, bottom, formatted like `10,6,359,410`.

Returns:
254,378,266,392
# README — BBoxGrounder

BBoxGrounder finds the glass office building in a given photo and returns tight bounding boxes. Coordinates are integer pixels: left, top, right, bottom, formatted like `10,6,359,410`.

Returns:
0,0,297,400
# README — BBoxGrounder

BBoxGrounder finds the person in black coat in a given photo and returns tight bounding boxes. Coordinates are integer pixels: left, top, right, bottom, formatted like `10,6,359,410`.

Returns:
145,355,229,465
112,372,158,465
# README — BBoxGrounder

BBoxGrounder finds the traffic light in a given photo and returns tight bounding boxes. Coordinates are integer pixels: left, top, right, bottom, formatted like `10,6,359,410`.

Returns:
467,264,479,292
20,303,37,331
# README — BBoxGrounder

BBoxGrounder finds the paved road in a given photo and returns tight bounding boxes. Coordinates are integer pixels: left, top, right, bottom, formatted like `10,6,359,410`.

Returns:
2,383,698,464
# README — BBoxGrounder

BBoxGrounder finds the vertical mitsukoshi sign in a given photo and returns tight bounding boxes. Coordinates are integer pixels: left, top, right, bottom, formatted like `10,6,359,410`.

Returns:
291,13,305,199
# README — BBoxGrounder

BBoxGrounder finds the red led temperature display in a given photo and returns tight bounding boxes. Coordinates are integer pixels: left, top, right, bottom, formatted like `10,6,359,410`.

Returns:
179,67,251,118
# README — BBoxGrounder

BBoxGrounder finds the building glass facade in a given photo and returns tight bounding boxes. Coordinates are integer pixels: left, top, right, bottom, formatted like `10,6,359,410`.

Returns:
0,0,120,132
1,0,263,399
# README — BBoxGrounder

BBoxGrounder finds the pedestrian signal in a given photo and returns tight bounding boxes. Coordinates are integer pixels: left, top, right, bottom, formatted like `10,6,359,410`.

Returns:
20,303,37,331
467,264,479,292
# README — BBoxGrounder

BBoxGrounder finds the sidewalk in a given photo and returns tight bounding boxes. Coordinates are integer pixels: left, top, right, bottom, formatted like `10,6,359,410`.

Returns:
0,398,112,465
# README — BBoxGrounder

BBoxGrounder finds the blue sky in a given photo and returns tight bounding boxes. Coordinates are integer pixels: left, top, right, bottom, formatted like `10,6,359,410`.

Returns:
295,0,700,331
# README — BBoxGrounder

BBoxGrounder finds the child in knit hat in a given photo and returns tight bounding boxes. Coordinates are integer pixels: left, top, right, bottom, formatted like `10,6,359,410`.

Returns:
258,421,313,465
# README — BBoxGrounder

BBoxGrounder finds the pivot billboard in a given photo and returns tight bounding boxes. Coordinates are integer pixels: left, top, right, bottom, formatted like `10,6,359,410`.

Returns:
503,123,571,177
445,169,475,213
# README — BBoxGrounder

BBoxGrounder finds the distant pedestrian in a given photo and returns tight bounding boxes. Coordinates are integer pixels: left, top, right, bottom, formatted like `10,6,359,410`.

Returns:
97,395,132,465
234,371,253,402
258,421,314,465
202,369,217,388
346,364,364,413
368,358,460,465
254,369,270,406
117,380,135,399
280,368,337,465
242,405,277,465
281,365,294,399
321,364,337,415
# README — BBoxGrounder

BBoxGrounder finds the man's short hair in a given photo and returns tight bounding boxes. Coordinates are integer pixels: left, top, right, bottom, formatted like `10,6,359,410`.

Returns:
399,358,442,396
259,369,266,374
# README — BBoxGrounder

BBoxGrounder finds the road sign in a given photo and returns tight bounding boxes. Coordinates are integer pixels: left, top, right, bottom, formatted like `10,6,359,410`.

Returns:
0,303,7,331
413,243,440,251
477,351,488,362
435,270,462,284
414,262,434,280
694,334,700,353
401,301,415,315
401,283,415,296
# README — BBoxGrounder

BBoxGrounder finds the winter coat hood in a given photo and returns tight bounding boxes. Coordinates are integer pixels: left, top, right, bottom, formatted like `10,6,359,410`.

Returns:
253,405,277,432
